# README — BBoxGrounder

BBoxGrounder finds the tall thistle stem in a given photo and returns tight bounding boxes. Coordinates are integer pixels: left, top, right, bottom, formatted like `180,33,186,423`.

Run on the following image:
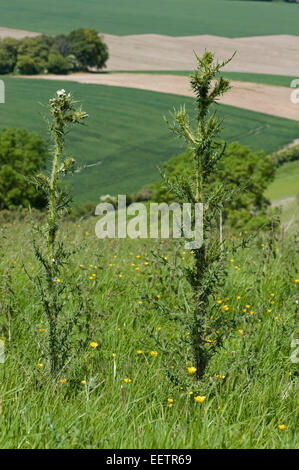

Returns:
166,51,235,380
33,89,88,375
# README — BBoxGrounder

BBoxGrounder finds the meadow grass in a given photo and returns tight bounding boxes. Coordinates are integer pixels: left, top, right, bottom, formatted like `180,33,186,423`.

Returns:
0,0,299,37
0,215,298,449
0,77,299,204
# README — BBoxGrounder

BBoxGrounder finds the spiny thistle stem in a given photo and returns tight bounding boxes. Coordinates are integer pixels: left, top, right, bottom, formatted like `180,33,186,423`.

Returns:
166,51,235,380
33,89,88,375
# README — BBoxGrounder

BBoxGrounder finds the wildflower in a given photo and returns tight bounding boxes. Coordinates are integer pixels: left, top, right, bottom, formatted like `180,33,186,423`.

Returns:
156,295,161,299
274,316,279,321
56,278,61,283
295,279,299,283
144,262,149,266
173,305,178,309
124,378,131,383
136,255,141,259
261,243,264,247
194,396,206,403
37,363,43,368
81,380,86,385
270,293,275,297
57,89,66,97
138,301,143,305
167,403,173,408
237,296,241,300
90,341,98,348
217,300,222,304
137,350,143,354
39,328,46,332
188,366,197,374
268,309,272,313
215,374,225,379
278,424,286,430
60,379,67,383
242,308,247,313
245,304,251,309
135,267,140,271
238,329,243,335
167,398,174,403
112,353,116,358
89,276,94,280
150,351,158,357
250,310,254,315
189,391,193,395
230,259,234,263
118,274,122,278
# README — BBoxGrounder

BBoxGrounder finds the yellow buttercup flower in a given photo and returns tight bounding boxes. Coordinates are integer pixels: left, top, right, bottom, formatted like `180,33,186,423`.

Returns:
37,363,43,368
60,379,67,383
137,350,143,354
270,293,275,297
81,380,86,385
124,378,131,383
278,424,286,430
187,366,197,374
194,395,206,403
150,351,158,357
112,353,116,358
238,329,244,335
167,398,174,403
90,341,98,348
39,328,46,332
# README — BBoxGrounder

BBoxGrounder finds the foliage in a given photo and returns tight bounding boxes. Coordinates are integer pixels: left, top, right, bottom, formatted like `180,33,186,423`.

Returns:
0,38,19,74
68,28,109,71
271,144,299,167
0,29,108,75
0,127,49,209
144,141,276,231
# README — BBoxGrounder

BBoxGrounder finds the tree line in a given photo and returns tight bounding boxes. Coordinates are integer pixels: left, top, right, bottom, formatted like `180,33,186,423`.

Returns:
0,28,108,75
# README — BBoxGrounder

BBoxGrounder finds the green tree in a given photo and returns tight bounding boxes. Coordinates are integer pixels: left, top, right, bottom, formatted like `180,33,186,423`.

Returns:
143,141,275,231
0,38,19,74
68,28,109,70
0,128,49,209
47,52,71,74
15,35,53,74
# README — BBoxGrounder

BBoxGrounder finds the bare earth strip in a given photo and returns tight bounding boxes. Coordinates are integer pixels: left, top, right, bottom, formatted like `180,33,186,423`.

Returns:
0,26,39,39
1,27,299,76
103,34,299,77
17,73,299,122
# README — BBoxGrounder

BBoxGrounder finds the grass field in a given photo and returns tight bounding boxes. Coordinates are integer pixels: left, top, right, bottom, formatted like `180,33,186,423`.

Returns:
1,76,299,204
0,0,299,37
0,215,298,448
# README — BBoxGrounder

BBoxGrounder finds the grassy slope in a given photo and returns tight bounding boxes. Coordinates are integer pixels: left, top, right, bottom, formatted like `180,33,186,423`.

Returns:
1,77,299,204
0,0,298,36
0,218,298,449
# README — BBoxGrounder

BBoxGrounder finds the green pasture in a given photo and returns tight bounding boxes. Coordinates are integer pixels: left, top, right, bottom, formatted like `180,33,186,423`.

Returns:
0,0,299,37
0,76,298,204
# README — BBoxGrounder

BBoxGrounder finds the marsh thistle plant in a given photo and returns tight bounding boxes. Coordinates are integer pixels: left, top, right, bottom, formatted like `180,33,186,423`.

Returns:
165,51,238,380
31,90,88,375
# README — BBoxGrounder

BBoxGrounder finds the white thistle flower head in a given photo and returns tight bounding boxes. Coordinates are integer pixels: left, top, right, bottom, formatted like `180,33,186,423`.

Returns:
57,89,66,97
